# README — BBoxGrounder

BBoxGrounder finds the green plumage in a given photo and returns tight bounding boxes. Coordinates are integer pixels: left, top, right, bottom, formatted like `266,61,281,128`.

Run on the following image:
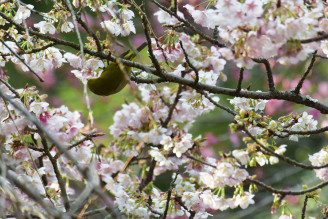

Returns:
87,43,147,96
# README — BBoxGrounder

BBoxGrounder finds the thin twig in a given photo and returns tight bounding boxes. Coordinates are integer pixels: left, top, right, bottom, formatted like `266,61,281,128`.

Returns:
243,127,328,170
76,12,102,53
162,84,183,128
179,41,199,85
82,206,109,217
253,58,275,92
246,178,328,196
0,78,20,98
141,2,163,77
300,34,328,44
139,159,157,191
145,203,163,217
301,195,309,219
54,132,99,159
315,54,328,59
186,154,216,168
152,0,226,48
236,68,244,93
40,134,70,211
175,196,196,218
162,172,179,219
197,89,236,116
292,51,317,94
0,38,44,82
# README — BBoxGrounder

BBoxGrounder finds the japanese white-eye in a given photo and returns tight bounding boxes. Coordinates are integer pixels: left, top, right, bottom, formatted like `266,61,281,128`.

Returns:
87,42,147,96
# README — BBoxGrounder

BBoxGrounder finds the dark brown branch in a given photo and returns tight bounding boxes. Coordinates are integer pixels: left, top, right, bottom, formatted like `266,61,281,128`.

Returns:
162,84,183,128
40,134,70,211
196,89,236,116
145,203,163,217
142,71,328,113
300,34,328,44
54,132,99,159
173,0,178,14
243,128,328,170
186,154,216,168
162,172,179,219
179,41,199,85
246,178,328,195
0,38,44,82
152,0,226,48
315,54,328,59
141,2,163,76
139,159,157,191
0,78,20,98
285,126,328,135
76,12,102,53
236,68,244,93
175,196,196,218
301,195,309,219
131,76,166,84
292,51,317,94
253,58,275,92
135,70,328,114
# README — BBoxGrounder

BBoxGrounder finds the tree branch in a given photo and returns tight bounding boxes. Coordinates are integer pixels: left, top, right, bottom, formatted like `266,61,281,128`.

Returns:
236,68,244,93
253,58,275,92
0,38,44,82
292,51,317,94
162,172,178,219
301,195,309,219
246,178,328,196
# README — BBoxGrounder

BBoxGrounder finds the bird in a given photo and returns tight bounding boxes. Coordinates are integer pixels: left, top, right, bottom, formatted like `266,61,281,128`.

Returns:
87,42,147,96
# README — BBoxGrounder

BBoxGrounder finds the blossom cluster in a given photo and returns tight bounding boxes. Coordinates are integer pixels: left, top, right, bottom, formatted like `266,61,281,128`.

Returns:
309,148,328,181
184,0,327,66
99,2,136,36
0,81,94,211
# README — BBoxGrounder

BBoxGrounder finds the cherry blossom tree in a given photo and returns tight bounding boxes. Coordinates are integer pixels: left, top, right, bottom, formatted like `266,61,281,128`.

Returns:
1,0,328,218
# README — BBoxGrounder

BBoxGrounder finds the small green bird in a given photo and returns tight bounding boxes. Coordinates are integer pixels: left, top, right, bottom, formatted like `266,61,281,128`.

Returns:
87,42,147,96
